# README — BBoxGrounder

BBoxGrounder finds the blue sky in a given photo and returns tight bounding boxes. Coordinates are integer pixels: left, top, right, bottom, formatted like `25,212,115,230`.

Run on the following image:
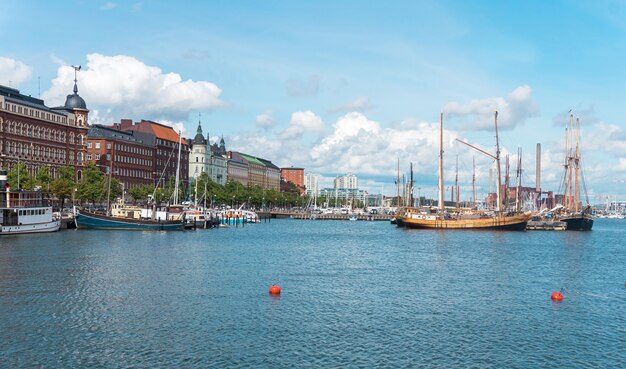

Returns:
1,0,625,201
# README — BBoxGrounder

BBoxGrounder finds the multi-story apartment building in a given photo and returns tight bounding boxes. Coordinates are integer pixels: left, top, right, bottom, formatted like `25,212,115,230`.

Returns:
226,150,280,191
304,173,319,197
258,158,280,191
113,119,189,189
319,188,366,202
0,81,89,183
226,151,249,186
86,124,155,190
334,172,358,190
188,120,227,185
281,167,305,194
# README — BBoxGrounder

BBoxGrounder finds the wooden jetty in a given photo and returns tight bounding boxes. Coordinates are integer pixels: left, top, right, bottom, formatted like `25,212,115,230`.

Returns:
526,220,567,231
266,211,392,221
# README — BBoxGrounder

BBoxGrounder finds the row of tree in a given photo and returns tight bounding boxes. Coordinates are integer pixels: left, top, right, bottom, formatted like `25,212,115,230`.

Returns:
6,164,307,209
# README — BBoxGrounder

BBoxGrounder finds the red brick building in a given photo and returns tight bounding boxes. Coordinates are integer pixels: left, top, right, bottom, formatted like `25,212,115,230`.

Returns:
113,119,189,189
280,167,305,194
0,83,89,183
86,124,155,191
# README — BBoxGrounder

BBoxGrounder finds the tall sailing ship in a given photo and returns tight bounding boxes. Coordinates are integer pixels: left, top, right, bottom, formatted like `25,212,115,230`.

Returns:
400,111,531,230
554,113,593,231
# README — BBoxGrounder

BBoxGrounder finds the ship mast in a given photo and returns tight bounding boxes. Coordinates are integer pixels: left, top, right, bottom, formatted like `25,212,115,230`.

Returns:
494,110,502,212
568,113,574,209
454,110,502,212
515,147,522,212
396,158,400,207
574,117,580,211
438,111,444,211
455,155,459,209
563,116,570,209
472,156,476,209
505,154,510,210
173,132,182,205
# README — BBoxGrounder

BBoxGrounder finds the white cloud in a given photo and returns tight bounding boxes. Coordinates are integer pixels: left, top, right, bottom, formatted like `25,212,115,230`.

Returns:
329,96,372,113
582,122,626,156
309,112,458,178
42,53,223,122
280,111,324,140
444,85,539,130
255,111,274,129
0,56,32,87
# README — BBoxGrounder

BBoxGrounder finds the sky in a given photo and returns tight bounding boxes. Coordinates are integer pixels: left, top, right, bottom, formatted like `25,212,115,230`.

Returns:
1,0,625,202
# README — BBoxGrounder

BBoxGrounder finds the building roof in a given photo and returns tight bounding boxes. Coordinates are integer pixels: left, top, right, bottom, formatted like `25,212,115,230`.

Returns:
227,151,249,166
257,158,280,170
88,124,154,146
192,120,207,145
238,152,265,166
64,93,87,110
236,152,280,169
0,85,68,116
130,120,188,145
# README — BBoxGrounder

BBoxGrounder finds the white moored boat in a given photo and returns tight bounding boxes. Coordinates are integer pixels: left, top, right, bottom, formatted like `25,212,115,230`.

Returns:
0,170,61,235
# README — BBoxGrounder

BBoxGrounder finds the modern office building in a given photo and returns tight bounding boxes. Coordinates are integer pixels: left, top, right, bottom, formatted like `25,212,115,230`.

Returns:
304,173,319,197
334,172,358,190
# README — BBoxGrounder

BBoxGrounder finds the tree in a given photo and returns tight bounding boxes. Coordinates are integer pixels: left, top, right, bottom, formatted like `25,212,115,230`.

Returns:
76,164,107,205
109,177,123,202
127,184,154,204
50,166,76,209
36,166,52,193
7,162,30,190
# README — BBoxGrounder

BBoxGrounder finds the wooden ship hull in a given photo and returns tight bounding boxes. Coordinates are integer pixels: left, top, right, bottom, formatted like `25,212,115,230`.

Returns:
559,213,593,231
402,209,530,230
74,208,185,231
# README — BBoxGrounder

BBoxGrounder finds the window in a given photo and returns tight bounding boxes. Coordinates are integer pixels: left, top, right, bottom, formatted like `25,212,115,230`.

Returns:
95,154,100,160
95,142,100,149
87,143,92,148
87,154,92,160
107,143,111,149
107,154,111,160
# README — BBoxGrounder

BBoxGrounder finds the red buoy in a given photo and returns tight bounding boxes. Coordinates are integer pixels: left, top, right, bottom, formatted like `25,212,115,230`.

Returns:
551,291,563,301
269,285,281,295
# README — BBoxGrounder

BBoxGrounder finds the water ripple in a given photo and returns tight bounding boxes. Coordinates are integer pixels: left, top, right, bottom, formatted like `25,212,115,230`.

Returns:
0,220,625,367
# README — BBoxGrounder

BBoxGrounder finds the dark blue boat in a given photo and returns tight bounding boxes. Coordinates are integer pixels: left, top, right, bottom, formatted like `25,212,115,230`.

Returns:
74,207,185,231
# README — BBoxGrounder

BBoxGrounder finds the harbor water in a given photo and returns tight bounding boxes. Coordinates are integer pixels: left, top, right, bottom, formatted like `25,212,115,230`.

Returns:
1,219,625,368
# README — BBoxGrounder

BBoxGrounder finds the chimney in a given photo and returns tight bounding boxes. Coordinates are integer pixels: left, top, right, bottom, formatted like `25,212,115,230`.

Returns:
120,119,133,130
536,143,541,193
